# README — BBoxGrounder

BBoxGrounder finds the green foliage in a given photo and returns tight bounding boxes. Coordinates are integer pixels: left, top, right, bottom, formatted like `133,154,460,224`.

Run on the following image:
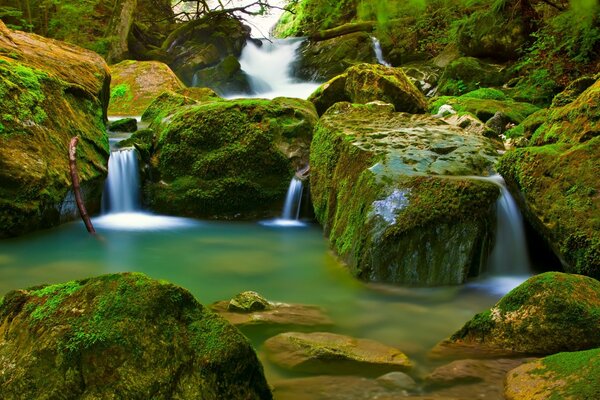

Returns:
28,281,81,321
0,6,31,31
110,83,130,99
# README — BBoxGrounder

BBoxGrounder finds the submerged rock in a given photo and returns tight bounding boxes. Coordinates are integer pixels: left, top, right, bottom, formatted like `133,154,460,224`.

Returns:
293,32,377,81
0,273,272,399
504,349,600,400
436,272,600,358
146,97,318,219
0,21,109,237
310,102,499,285
498,77,600,278
309,63,428,115
211,292,332,328
264,331,412,375
108,60,184,116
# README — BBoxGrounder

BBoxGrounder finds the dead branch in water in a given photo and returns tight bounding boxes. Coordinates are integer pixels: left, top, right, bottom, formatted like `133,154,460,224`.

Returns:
69,136,96,234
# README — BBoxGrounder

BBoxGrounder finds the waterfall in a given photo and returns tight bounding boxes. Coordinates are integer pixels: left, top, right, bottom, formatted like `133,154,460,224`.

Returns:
232,38,320,99
487,175,531,275
371,37,391,67
102,148,140,214
282,177,304,220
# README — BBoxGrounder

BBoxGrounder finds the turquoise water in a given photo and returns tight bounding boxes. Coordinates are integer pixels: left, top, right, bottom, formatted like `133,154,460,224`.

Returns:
0,215,522,382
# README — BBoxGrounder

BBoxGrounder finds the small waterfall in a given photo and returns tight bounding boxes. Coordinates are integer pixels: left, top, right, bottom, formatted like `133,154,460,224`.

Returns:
487,175,531,275
102,148,140,214
371,37,391,67
233,38,320,99
282,177,304,220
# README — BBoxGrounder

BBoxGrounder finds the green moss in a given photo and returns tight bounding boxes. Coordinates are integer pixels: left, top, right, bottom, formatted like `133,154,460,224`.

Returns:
110,83,130,100
461,88,507,100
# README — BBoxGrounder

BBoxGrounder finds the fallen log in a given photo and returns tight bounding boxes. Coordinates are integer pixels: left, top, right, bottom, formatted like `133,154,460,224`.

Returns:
69,136,96,234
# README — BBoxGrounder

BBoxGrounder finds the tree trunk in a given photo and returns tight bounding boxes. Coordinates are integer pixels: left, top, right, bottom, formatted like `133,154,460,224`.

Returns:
69,136,96,234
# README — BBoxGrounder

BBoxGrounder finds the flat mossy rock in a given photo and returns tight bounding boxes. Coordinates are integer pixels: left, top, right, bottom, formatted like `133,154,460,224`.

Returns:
292,32,377,81
264,331,413,376
0,22,109,238
163,14,250,85
141,89,221,129
108,60,184,116
310,102,500,285
147,97,318,219
437,57,508,96
441,272,600,357
108,117,137,132
498,78,600,277
430,88,539,125
309,63,428,115
504,349,600,400
0,273,272,399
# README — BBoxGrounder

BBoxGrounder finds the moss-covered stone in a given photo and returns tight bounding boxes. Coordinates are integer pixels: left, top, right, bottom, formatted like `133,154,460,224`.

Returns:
228,291,270,313
146,97,318,219
163,13,250,86
108,117,137,132
498,78,600,277
310,102,500,285
430,89,540,125
505,348,600,400
108,60,184,116
293,32,377,81
193,55,252,96
0,21,109,238
437,57,509,96
309,63,428,115
0,273,272,399
448,272,600,356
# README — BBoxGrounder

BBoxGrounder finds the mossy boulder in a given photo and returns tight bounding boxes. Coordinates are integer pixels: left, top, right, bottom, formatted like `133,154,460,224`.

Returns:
309,63,428,115
430,89,540,125
505,348,600,400
141,89,221,129
498,78,600,277
163,14,250,85
310,102,500,285
0,22,109,238
264,331,412,376
445,272,600,357
292,32,377,81
146,97,318,219
108,60,184,116
437,57,508,96
192,55,252,96
0,273,272,399
108,117,137,132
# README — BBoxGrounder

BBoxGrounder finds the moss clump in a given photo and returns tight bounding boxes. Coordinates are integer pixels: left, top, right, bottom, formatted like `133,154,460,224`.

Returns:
451,272,600,355
437,57,508,96
146,98,317,219
0,273,273,399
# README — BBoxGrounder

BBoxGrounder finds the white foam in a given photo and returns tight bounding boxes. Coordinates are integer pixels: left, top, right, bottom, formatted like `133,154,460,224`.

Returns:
92,213,199,231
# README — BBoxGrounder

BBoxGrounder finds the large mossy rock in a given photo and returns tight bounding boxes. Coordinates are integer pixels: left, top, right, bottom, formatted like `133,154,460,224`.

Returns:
309,63,428,115
146,97,318,219
437,57,508,96
498,78,600,278
293,32,377,81
505,348,600,400
310,102,500,285
108,60,184,116
0,22,109,238
163,14,250,86
192,55,252,96
0,273,272,399
443,272,600,357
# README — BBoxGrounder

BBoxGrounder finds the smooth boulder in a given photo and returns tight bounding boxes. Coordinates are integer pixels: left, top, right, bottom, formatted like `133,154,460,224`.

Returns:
108,60,184,116
0,21,109,237
440,272,600,357
0,273,272,399
310,102,499,285
309,63,428,115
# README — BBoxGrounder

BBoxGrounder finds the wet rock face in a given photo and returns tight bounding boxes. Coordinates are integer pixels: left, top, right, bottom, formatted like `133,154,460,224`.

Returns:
0,273,272,400
441,272,600,357
309,63,428,115
264,331,413,376
145,97,318,219
0,21,110,238
310,102,500,285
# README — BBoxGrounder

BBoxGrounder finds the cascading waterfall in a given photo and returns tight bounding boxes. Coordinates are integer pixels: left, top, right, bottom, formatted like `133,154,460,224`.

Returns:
282,177,304,220
231,38,321,99
102,148,140,214
487,174,531,275
371,37,391,67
